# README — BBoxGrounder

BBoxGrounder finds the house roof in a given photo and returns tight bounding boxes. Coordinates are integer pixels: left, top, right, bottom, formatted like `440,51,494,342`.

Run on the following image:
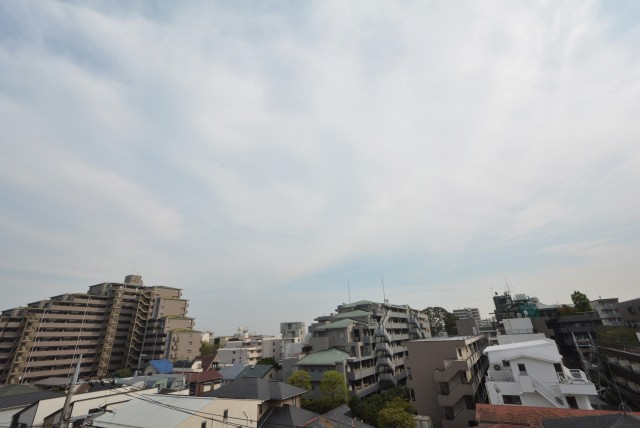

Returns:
91,395,214,427
203,378,305,401
199,355,216,370
258,405,321,428
484,339,555,354
173,359,194,368
319,404,374,428
237,364,274,379
0,385,63,410
184,371,223,384
148,359,173,374
476,404,640,428
296,348,350,366
314,319,356,331
218,363,248,380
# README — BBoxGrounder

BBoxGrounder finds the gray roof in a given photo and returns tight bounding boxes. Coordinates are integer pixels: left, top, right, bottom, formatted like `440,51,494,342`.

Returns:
258,405,320,428
543,414,640,428
0,385,63,410
296,348,350,366
237,364,274,379
320,404,374,428
218,363,247,380
91,395,214,427
203,378,305,401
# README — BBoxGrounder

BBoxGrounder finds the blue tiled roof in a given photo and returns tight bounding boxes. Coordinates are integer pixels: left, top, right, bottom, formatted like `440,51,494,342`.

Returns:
149,359,173,374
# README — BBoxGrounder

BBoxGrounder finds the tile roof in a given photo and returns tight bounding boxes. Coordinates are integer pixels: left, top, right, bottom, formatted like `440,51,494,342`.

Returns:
184,371,223,384
476,404,640,428
258,405,320,428
296,348,350,365
0,385,63,410
335,310,370,319
148,359,174,374
237,364,274,379
202,378,305,401
543,414,640,428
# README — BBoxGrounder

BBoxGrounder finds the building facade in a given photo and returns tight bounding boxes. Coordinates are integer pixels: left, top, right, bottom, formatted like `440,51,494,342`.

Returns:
0,275,199,384
405,335,489,428
484,339,597,410
300,300,430,398
590,298,623,326
280,322,306,344
452,308,481,323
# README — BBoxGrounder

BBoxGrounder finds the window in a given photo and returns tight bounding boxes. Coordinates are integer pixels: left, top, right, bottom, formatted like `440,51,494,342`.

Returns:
503,395,522,405
518,363,527,375
223,410,228,420
201,422,206,428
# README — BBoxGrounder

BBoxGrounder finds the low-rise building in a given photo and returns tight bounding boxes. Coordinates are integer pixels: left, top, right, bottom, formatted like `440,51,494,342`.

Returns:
590,298,623,326
484,339,597,410
452,308,481,323
405,335,489,428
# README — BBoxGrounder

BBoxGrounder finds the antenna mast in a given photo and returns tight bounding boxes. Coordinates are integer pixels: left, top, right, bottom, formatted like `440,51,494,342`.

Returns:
348,280,351,303
382,275,387,303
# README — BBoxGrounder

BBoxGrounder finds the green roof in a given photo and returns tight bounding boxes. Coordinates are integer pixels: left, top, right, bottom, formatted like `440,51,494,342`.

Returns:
297,348,351,366
335,310,370,319
315,319,356,331
340,300,374,309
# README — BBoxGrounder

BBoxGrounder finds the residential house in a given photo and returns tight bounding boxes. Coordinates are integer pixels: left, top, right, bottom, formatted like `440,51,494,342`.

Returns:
484,339,597,410
0,384,63,426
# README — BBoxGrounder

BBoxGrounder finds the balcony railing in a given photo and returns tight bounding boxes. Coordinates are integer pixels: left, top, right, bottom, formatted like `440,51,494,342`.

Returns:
557,369,590,384
486,370,514,382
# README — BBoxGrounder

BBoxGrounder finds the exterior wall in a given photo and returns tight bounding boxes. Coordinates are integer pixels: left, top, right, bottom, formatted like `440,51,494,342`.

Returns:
0,275,197,383
618,298,640,327
405,336,488,428
280,322,306,344
176,399,262,428
496,333,546,345
261,337,283,361
167,330,202,361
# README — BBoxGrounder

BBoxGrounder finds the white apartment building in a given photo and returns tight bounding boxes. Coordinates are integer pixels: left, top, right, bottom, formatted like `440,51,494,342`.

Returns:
280,322,306,344
496,318,546,345
452,308,481,323
484,339,597,409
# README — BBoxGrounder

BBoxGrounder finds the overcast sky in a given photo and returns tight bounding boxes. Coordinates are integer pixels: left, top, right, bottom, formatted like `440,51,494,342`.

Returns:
1,1,639,336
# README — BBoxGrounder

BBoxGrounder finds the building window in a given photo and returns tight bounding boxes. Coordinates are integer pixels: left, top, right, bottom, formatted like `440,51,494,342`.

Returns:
223,410,228,420
518,363,527,375
503,395,522,405
201,422,206,428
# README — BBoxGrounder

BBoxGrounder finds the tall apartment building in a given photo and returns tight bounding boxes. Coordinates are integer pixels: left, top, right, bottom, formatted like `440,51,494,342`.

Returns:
0,274,199,384
452,308,481,323
405,335,489,428
299,300,430,397
590,298,623,326
280,322,306,344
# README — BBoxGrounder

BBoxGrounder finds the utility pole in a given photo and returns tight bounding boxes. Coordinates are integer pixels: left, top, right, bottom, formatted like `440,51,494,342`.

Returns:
60,354,82,428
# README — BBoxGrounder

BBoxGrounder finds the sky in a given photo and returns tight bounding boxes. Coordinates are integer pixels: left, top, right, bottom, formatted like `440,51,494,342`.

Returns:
1,1,639,336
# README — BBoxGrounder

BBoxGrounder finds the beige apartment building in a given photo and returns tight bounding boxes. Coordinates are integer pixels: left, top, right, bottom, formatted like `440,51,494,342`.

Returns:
301,300,430,397
405,335,489,428
0,274,199,384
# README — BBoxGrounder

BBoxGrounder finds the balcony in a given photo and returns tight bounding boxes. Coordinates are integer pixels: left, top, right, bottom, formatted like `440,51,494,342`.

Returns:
486,370,515,382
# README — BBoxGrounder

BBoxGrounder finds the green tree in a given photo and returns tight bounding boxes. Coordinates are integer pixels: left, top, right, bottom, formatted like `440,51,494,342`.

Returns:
113,368,132,378
320,370,348,406
377,406,414,428
423,307,458,336
571,291,592,312
287,370,312,391
199,341,216,356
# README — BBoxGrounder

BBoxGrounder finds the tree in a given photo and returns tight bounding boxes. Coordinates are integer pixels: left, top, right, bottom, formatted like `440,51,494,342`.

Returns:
113,368,132,378
423,307,458,336
377,404,414,428
287,370,312,391
571,291,592,312
319,370,348,406
199,341,216,356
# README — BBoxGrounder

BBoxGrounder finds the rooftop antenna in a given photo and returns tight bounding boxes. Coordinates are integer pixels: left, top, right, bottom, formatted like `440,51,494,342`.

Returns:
596,288,601,299
381,274,387,303
132,259,137,275
347,280,351,303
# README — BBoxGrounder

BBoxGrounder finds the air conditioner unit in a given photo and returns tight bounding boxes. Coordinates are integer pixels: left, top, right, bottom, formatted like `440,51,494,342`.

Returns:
493,364,501,371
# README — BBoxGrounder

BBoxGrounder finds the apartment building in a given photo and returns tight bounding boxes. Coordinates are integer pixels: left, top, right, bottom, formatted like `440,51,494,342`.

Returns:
216,334,283,367
405,335,489,428
590,298,623,326
452,308,481,323
484,339,597,410
0,274,199,384
280,321,306,344
301,300,430,397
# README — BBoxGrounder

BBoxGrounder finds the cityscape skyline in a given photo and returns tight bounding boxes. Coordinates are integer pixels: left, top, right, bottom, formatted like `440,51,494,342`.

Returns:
1,1,639,335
